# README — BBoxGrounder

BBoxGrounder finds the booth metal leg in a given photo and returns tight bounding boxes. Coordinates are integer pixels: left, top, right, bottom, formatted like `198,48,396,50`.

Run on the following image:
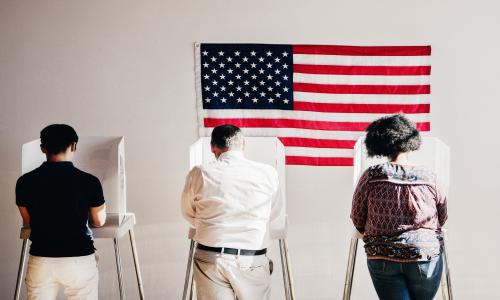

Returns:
182,240,196,300
14,239,29,300
343,237,359,300
189,276,195,300
278,239,290,300
279,239,293,300
283,239,296,300
440,238,453,300
114,238,126,300
128,229,145,300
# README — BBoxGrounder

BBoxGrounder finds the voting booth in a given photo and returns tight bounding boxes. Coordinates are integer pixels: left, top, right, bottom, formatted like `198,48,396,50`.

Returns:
182,137,295,300
21,137,127,223
353,136,450,193
189,137,287,238
343,136,453,300
14,137,144,300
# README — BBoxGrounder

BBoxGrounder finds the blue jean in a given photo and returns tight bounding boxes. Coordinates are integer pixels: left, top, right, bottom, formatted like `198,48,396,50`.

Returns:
367,255,443,300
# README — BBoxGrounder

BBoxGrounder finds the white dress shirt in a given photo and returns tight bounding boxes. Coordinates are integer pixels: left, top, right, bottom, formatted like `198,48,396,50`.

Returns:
181,150,283,250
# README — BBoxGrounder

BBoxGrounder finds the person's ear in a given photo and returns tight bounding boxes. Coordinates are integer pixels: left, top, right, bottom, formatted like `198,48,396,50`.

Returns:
40,145,47,154
70,143,77,152
211,144,221,158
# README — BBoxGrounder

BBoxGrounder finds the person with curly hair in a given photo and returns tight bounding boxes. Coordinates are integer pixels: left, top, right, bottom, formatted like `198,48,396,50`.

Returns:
351,114,448,300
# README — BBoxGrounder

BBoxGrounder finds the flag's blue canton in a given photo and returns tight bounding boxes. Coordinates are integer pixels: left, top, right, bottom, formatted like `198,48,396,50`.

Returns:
201,44,293,110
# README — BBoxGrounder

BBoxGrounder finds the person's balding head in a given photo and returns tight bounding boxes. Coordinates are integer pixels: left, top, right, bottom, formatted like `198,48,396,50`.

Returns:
210,124,244,158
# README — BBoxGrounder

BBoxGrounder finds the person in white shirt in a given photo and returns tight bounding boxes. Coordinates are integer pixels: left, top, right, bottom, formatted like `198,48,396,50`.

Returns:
181,124,283,300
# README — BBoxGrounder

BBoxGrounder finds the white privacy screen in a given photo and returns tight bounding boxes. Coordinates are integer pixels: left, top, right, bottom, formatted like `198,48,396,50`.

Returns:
22,136,127,223
353,136,450,193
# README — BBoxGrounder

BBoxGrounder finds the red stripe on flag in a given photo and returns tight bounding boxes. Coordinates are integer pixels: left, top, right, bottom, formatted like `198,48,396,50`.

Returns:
416,122,430,131
293,102,430,114
286,156,354,166
204,118,431,132
293,83,430,95
293,45,431,56
205,118,368,131
279,137,356,149
293,64,431,76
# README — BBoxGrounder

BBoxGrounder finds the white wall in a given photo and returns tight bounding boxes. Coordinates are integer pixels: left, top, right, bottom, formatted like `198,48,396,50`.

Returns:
1,0,499,299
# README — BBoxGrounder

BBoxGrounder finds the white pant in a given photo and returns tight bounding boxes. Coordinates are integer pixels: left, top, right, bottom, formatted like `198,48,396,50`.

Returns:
26,254,99,300
193,249,271,300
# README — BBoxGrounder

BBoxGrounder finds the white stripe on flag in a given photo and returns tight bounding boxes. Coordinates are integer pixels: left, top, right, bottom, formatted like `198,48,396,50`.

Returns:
199,127,366,140
203,110,431,123
293,54,431,66
292,92,430,104
293,73,430,85
285,147,354,157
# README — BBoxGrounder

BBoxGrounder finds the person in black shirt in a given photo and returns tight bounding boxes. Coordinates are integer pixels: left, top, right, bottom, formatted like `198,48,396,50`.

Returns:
16,124,106,300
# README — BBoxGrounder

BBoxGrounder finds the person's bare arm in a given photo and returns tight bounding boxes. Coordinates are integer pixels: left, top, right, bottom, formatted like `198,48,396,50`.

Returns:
89,204,106,227
17,206,30,226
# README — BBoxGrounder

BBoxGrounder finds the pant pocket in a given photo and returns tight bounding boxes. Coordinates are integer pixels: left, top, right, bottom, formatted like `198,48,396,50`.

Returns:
417,258,440,279
367,259,386,274
238,255,268,268
194,254,217,265
74,256,99,283
268,258,273,275
27,255,45,267
26,256,46,286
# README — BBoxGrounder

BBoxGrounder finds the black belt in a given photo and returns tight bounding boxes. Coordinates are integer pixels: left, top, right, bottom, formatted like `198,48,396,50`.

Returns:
197,243,267,256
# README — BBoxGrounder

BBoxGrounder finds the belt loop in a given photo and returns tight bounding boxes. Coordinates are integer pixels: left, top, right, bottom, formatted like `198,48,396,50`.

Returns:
221,247,225,255
237,249,241,256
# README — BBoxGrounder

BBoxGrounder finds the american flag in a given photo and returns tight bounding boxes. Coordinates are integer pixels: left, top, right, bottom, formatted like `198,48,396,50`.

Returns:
195,43,431,166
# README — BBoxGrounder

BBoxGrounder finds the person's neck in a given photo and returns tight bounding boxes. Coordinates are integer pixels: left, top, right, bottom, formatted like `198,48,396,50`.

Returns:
46,155,71,162
216,148,242,159
390,152,410,165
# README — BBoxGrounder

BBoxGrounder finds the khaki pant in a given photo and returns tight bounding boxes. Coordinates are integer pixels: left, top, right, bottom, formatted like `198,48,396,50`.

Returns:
26,254,99,300
193,249,271,300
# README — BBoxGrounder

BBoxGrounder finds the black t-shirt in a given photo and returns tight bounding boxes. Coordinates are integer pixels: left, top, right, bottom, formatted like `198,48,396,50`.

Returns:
16,161,105,257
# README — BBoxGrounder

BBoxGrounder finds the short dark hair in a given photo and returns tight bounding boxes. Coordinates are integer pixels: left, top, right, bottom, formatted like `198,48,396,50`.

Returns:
211,124,243,149
40,124,79,155
364,114,421,158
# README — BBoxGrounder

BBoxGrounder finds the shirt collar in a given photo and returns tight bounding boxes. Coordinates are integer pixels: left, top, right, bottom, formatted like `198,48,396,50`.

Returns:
218,150,244,160
42,161,74,167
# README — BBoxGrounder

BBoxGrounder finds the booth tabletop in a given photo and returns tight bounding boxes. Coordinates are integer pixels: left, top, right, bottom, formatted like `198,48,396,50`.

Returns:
19,213,136,240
